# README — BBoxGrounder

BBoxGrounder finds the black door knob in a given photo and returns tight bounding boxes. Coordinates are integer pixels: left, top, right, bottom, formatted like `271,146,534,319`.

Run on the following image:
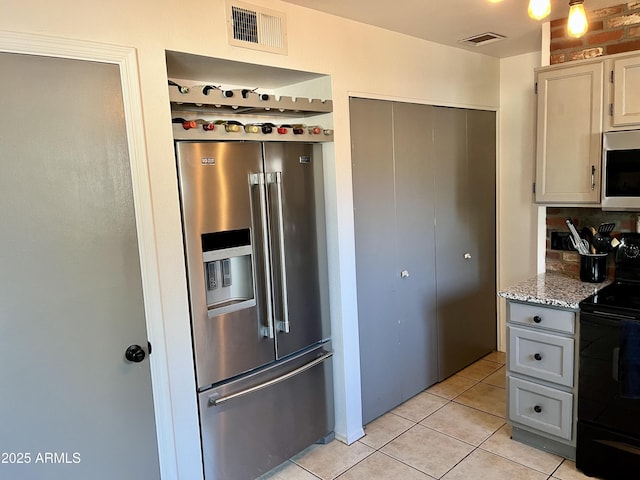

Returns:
533,315,542,323
534,353,543,361
125,344,146,363
534,405,542,413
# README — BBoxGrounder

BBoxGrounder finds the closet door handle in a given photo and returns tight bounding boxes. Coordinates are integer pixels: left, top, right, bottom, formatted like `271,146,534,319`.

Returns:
401,270,410,278
464,253,472,259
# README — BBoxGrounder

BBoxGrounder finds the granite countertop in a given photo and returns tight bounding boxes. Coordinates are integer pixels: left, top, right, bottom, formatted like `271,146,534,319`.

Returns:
498,272,612,310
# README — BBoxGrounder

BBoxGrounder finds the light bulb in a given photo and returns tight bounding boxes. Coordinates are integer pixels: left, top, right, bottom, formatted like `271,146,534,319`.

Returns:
568,0,588,38
528,0,551,20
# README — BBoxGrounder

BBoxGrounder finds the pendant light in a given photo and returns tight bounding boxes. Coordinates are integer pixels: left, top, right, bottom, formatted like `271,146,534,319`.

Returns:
528,0,551,21
567,0,589,37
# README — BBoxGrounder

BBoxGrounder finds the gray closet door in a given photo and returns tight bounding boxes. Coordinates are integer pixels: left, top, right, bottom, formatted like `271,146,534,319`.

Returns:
433,107,496,380
351,98,438,424
351,97,401,424
393,102,438,400
466,108,497,361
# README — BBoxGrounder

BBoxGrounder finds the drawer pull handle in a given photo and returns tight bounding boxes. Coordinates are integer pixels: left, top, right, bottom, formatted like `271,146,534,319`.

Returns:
534,405,542,413
533,315,542,324
534,353,543,361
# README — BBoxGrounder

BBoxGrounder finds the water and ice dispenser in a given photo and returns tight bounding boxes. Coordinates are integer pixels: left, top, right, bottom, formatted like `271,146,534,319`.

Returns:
201,229,255,316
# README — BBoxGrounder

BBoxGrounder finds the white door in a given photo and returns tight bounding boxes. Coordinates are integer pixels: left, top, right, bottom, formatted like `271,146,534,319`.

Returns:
0,52,160,479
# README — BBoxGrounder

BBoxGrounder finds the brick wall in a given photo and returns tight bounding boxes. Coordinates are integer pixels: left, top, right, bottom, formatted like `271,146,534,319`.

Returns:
546,207,639,279
550,1,640,64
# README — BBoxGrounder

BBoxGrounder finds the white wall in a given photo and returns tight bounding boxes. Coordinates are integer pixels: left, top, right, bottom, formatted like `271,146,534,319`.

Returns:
497,52,541,350
1,1,502,478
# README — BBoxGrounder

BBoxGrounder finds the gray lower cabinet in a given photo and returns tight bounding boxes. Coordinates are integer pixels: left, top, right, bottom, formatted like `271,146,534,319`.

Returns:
506,301,578,459
350,97,496,424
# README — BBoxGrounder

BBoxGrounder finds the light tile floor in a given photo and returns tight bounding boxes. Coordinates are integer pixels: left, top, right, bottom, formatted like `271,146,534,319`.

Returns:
260,351,602,480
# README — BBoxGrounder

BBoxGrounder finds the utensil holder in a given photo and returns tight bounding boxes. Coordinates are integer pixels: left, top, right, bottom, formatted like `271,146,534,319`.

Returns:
580,253,608,283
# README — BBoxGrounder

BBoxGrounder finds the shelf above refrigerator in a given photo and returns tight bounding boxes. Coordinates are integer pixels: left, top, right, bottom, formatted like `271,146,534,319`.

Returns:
172,124,333,142
169,83,332,117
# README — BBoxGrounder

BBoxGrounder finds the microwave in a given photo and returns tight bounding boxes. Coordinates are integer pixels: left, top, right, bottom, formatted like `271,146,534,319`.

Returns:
602,130,640,211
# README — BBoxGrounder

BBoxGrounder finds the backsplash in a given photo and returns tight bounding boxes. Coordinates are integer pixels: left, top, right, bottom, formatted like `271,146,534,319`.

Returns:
546,207,640,279
550,2,640,64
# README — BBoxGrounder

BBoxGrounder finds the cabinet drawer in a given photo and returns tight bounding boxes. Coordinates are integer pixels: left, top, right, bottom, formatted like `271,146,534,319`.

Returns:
508,325,574,387
509,376,573,440
509,302,575,334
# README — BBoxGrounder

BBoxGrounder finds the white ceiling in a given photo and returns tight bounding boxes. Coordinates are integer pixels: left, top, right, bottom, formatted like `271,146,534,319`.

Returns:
282,0,623,58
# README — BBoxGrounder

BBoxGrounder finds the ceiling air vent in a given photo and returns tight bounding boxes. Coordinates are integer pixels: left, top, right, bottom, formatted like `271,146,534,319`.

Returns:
226,1,288,55
459,32,506,47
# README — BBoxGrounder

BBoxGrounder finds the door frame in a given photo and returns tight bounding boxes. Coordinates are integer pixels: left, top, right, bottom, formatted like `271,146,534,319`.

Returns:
0,31,178,478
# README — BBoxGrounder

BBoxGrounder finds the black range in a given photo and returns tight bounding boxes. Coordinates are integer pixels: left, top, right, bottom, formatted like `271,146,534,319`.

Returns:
577,233,640,479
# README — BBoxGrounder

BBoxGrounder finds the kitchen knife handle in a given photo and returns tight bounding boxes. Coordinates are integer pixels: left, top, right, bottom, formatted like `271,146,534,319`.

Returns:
272,171,290,334
251,173,275,339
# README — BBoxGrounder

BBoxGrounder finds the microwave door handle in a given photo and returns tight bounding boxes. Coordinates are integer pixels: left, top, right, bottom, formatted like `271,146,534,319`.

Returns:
591,165,596,191
251,173,275,339
272,171,290,334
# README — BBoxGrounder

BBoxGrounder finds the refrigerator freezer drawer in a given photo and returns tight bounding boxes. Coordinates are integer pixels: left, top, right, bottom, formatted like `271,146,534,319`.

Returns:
198,347,334,480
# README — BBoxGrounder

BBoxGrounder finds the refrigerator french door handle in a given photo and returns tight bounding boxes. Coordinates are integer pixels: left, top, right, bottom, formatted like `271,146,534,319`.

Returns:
207,351,333,406
250,172,275,339
271,171,290,334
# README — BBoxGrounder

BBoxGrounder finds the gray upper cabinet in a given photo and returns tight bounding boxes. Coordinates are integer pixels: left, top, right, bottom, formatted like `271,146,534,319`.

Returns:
606,52,640,130
350,98,496,424
534,61,603,205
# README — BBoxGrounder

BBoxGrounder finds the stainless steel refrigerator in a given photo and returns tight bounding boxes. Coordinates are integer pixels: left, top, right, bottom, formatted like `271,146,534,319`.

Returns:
175,141,334,480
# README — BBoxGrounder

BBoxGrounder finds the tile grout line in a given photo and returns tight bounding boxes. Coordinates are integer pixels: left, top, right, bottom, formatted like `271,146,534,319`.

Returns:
355,390,507,479
282,353,523,480
359,354,525,479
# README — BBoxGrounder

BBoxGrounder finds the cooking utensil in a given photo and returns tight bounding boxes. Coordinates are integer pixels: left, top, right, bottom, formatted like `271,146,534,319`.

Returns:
581,227,596,254
592,232,611,253
597,222,615,235
566,218,589,255
570,236,590,254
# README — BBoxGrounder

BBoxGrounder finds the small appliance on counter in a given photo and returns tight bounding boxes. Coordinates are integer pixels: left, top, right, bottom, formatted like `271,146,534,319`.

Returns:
577,233,640,479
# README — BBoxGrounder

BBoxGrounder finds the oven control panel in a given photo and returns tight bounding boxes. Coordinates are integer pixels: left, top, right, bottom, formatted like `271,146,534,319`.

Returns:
617,233,640,260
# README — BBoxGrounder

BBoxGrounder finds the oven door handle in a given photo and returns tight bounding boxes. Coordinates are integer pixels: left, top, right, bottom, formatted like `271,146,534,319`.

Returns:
593,310,638,320
613,347,620,382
